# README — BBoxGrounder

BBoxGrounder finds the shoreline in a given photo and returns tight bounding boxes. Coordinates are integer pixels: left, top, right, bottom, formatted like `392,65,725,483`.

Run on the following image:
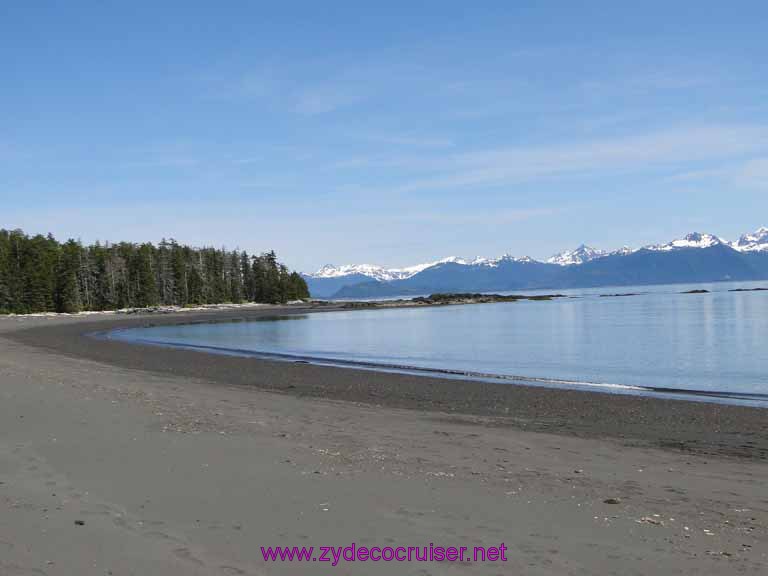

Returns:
103,331,768,407
4,305,767,461
2,304,767,574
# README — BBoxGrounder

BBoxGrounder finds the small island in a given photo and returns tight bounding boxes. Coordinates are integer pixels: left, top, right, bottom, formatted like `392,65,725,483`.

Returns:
324,292,567,309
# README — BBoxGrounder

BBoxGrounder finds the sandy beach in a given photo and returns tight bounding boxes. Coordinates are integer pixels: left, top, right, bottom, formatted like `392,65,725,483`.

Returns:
1,307,767,575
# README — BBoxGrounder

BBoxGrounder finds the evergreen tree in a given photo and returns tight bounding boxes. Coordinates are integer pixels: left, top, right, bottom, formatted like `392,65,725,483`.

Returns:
0,228,304,314
228,251,243,303
0,230,11,312
134,243,158,307
55,240,83,313
21,234,58,313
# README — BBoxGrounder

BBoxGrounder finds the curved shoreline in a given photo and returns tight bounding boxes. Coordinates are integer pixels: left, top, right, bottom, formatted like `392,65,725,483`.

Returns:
3,304,768,460
102,329,768,407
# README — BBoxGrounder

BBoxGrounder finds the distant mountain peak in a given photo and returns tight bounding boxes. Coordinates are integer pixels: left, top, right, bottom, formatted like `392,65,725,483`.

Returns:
645,232,725,252
309,263,409,281
732,226,768,252
547,245,607,266
305,227,768,284
307,257,472,282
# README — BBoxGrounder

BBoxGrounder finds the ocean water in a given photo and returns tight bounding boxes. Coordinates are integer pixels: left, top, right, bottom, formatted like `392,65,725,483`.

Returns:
108,281,768,404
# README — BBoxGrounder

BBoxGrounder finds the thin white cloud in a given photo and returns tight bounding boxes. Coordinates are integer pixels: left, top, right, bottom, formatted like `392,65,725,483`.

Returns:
368,134,455,149
663,167,734,183
580,72,716,96
396,208,556,225
294,82,368,115
390,124,768,194
121,157,199,169
735,157,768,189
666,156,768,191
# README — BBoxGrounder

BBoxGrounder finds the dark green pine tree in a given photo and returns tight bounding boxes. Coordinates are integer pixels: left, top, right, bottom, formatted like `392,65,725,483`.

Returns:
262,250,282,303
187,264,205,305
134,244,159,307
0,230,12,312
55,240,83,313
251,254,266,302
21,234,58,313
171,242,189,306
0,228,305,314
289,272,310,300
240,251,253,301
89,242,113,311
228,251,243,303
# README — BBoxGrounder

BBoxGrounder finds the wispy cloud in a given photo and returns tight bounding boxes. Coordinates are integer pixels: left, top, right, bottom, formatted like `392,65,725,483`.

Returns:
396,207,557,226
368,134,455,149
663,166,734,183
666,156,768,191
196,65,284,102
294,81,369,115
387,124,768,194
734,157,768,190
580,71,716,96
121,157,199,169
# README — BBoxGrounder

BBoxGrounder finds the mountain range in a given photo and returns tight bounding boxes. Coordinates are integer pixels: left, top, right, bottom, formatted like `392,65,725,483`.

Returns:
302,227,768,298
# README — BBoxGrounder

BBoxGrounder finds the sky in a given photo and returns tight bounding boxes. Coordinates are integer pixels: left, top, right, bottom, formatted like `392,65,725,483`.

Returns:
1,1,767,272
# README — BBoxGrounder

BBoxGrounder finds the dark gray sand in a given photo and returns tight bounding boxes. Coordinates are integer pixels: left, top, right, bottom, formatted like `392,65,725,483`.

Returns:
1,307,767,575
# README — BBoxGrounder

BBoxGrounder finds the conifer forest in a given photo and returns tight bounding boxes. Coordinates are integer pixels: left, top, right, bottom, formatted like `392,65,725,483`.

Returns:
0,229,309,314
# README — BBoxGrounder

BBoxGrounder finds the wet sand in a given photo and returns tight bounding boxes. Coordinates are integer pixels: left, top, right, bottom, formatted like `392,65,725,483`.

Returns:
1,307,767,574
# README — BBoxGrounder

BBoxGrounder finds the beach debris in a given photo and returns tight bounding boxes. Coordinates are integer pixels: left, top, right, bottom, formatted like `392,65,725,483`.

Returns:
707,550,733,557
637,516,664,526
603,498,621,505
74,520,85,526
426,471,455,478
573,469,583,474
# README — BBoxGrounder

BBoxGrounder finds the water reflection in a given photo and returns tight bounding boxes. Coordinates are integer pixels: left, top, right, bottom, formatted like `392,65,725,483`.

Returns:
111,282,768,399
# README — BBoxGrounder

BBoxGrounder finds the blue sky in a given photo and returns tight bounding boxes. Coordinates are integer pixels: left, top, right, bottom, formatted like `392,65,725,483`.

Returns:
2,1,767,271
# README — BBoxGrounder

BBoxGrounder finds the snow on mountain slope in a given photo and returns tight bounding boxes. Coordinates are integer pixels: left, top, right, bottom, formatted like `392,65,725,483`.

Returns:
308,257,470,281
309,264,412,281
731,227,768,252
547,245,607,266
306,227,767,278
644,232,726,252
306,255,538,280
305,248,567,279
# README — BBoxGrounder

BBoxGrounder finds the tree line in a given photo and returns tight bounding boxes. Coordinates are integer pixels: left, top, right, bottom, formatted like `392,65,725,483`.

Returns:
0,229,309,314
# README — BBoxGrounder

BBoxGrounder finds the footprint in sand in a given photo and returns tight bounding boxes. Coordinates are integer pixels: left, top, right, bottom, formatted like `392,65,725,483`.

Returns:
173,547,205,567
144,530,182,545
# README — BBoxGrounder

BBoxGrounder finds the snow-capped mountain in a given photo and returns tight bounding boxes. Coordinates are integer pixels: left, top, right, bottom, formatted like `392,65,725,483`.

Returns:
308,229,767,279
644,232,725,252
731,227,768,252
310,264,410,282
306,255,536,280
547,245,608,266
309,257,474,282
304,226,768,298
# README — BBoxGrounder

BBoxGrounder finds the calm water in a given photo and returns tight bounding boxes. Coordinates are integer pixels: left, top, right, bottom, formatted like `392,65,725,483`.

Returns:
109,281,768,404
